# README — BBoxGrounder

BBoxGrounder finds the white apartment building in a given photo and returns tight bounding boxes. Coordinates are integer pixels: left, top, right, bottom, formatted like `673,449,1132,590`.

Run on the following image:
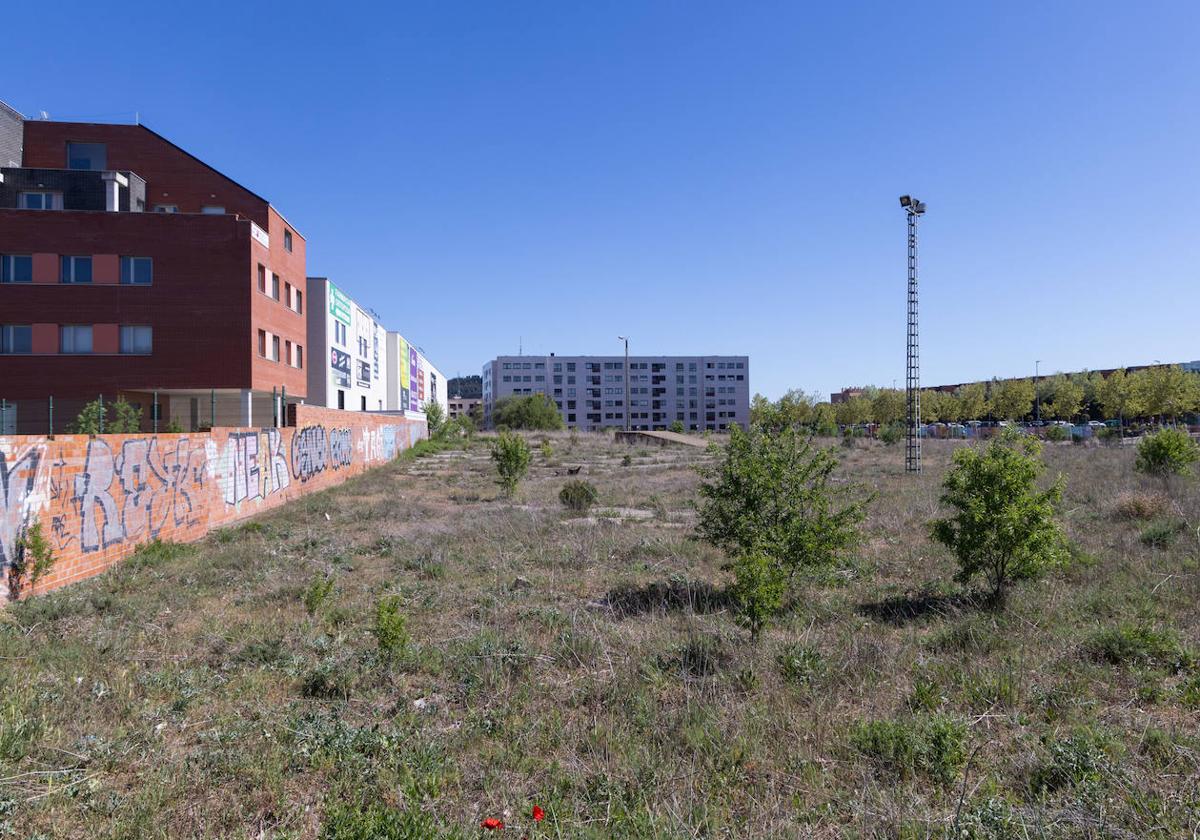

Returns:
482,354,750,432
385,331,447,419
305,277,389,411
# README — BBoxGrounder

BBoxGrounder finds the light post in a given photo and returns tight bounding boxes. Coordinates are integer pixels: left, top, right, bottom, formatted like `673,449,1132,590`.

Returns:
617,335,630,431
1034,360,1041,423
899,195,926,474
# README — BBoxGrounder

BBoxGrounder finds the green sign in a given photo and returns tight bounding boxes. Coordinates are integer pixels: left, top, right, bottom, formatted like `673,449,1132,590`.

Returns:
329,283,352,324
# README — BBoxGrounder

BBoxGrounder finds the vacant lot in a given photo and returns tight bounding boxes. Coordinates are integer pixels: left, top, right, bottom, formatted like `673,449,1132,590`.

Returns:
1,433,1197,838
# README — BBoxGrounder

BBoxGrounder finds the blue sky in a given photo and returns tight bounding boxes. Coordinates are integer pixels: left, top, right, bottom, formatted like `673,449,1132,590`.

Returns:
6,1,1198,399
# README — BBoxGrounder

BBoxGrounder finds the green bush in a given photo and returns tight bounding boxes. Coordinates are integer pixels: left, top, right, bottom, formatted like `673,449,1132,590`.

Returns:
69,396,143,434
302,575,335,616
7,521,56,599
776,642,823,686
1085,623,1192,672
492,394,564,430
849,714,967,784
422,400,447,439
558,479,598,513
540,439,553,459
930,435,1066,603
1135,428,1200,479
696,425,869,586
1044,424,1070,442
490,431,531,496
372,596,409,657
878,423,904,446
321,801,454,839
1030,732,1112,793
1139,518,1185,548
669,420,686,434
728,552,786,641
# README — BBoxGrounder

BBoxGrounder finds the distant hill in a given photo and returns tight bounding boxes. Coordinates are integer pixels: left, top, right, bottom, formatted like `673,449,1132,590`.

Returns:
448,375,482,399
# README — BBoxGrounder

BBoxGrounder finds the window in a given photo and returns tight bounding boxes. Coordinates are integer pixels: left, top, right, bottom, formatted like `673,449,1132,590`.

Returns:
270,273,280,300
283,229,293,252
60,325,93,354
257,264,267,293
120,257,153,285
285,340,292,366
295,345,303,369
19,191,62,210
67,142,107,170
337,391,345,410
153,204,178,213
294,289,303,314
201,206,225,214
361,396,367,411
61,256,93,284
334,321,347,346
271,335,280,362
284,282,292,308
0,325,32,354
120,326,152,354
258,330,267,357
1,255,33,283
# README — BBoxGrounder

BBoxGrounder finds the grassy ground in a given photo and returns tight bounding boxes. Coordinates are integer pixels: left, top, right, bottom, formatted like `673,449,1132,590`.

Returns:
1,432,1197,839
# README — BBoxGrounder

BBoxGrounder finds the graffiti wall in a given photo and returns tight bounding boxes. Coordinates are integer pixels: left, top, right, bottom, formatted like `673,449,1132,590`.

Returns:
0,406,425,600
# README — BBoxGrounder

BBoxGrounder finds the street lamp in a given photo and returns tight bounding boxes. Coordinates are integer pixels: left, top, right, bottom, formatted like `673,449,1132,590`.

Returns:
617,335,630,432
900,195,926,474
1035,360,1041,422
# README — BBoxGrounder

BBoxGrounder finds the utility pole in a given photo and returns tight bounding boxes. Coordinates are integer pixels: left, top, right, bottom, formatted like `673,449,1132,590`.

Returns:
899,195,926,474
1034,360,1041,422
618,335,630,431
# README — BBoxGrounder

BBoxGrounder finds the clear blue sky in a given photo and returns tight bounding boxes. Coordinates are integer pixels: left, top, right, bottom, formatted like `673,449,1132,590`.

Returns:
6,1,1198,399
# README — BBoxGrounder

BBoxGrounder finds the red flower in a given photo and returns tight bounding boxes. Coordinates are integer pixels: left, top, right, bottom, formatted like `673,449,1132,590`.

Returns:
531,805,545,822
481,817,505,830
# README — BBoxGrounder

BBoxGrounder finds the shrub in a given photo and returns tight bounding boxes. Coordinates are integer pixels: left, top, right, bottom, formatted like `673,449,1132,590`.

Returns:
878,423,904,446
930,435,1066,603
1112,490,1169,521
669,633,729,678
622,453,632,467
728,552,786,641
321,801,450,840
1030,732,1112,793
302,575,335,616
849,714,967,784
1044,424,1069,442
559,479,598,513
422,400,446,439
492,394,563,430
301,658,354,700
696,425,869,585
490,432,531,496
540,439,553,459
1085,623,1192,672
69,396,143,434
6,521,56,599
372,596,409,657
669,420,686,434
1139,518,1185,548
776,642,823,686
1135,428,1200,479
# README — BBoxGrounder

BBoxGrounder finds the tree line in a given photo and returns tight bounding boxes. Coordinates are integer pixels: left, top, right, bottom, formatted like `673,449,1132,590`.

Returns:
752,365,1200,430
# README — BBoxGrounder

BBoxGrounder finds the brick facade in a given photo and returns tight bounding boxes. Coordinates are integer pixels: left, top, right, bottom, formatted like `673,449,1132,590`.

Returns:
0,405,426,600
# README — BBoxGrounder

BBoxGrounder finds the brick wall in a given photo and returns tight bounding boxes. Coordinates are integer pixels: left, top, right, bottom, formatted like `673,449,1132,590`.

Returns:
0,406,426,600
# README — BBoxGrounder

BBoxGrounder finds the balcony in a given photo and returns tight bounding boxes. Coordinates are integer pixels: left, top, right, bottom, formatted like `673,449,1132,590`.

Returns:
0,167,147,212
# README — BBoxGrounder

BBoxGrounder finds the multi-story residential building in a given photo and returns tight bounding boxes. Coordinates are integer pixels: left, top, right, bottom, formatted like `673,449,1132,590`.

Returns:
448,396,481,422
482,354,750,432
306,277,389,412
0,102,306,432
384,333,447,419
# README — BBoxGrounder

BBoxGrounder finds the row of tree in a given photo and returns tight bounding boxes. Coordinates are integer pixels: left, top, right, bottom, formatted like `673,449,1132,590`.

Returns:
752,365,1200,430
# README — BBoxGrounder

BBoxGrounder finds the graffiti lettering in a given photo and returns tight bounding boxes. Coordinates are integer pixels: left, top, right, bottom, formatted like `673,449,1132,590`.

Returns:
291,426,328,482
1,447,43,569
329,428,353,470
262,428,291,497
74,440,123,552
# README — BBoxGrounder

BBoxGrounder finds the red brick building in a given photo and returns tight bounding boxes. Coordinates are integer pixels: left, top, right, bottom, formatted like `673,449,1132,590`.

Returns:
0,103,306,433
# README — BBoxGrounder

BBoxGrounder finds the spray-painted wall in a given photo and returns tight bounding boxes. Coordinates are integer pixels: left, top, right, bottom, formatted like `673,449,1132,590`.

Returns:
0,405,425,600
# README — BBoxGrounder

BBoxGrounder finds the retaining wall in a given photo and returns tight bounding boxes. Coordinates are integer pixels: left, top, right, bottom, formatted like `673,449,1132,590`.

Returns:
0,406,426,599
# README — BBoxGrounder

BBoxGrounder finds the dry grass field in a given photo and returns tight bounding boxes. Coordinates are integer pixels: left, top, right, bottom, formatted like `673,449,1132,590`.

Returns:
1,432,1198,839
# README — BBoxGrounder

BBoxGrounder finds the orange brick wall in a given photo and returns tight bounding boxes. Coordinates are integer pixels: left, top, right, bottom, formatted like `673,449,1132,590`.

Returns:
0,406,426,600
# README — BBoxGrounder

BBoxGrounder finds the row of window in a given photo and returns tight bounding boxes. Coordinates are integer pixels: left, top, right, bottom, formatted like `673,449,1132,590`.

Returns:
256,264,303,313
0,324,152,355
1,254,153,285
256,329,304,368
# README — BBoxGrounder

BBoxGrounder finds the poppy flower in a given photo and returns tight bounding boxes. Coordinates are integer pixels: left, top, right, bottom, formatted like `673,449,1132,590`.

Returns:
532,805,545,822
481,817,504,830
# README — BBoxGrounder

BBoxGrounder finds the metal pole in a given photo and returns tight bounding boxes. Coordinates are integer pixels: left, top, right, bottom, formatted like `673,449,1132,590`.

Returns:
624,338,630,432
48,396,53,437
211,389,216,429
153,390,159,433
272,386,278,428
0,399,6,435
282,385,287,426
99,394,104,435
905,211,921,474
1034,360,1041,423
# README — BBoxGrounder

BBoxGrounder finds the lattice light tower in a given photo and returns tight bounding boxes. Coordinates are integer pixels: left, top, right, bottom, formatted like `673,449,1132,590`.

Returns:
899,195,926,474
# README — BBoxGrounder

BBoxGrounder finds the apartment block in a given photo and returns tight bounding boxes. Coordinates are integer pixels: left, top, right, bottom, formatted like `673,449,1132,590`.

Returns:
0,103,306,432
384,332,446,419
448,397,481,422
482,354,750,432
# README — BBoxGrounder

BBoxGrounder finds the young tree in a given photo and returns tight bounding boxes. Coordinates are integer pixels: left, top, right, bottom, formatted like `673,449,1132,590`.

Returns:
930,434,1066,603
1135,428,1200,481
956,383,986,422
1042,373,1084,422
1093,368,1139,430
987,378,1035,421
492,394,564,430
872,389,906,426
1133,365,1200,425
422,400,447,439
811,402,838,436
696,425,870,585
69,396,142,434
490,431,531,496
